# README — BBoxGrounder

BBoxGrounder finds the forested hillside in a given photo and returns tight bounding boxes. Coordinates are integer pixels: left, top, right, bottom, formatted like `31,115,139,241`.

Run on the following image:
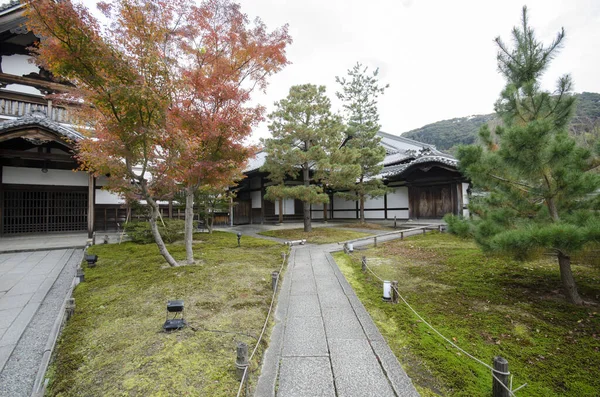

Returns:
401,92,600,153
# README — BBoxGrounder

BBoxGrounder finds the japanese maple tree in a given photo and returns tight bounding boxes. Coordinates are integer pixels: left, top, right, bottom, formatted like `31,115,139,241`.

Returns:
26,0,290,266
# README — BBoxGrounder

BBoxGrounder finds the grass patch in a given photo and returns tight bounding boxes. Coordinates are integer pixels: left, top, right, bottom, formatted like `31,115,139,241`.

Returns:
258,227,372,244
339,222,393,230
47,231,286,397
334,232,600,396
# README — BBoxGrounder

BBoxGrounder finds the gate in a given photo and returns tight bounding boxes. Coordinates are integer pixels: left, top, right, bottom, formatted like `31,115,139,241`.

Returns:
2,188,88,234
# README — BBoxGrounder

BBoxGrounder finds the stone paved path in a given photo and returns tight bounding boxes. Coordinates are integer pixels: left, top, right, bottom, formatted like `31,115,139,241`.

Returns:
0,249,76,373
256,232,424,397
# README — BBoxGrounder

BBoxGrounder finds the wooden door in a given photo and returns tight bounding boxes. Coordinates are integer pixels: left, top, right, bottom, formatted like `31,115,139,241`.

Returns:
411,185,455,219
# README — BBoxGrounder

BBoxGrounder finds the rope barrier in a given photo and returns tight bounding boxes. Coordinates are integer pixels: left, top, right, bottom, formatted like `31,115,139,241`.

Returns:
356,242,527,396
235,246,291,397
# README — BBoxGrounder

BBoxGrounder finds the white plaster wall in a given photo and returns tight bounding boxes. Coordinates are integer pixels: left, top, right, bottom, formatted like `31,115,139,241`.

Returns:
387,209,409,219
334,211,356,219
95,189,125,204
274,198,295,215
364,196,384,209
1,55,43,96
2,55,39,75
2,166,88,186
365,210,385,219
462,182,470,218
251,190,262,209
2,84,42,96
311,209,324,219
386,187,409,208
333,195,356,210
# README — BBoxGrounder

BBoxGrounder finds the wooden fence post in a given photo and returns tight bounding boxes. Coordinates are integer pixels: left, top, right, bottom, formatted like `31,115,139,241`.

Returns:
361,256,366,272
236,342,248,381
374,236,377,247
271,271,279,291
492,356,510,397
391,281,398,304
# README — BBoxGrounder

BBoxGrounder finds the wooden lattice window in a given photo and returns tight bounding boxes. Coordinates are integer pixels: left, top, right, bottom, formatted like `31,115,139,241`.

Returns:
2,189,88,234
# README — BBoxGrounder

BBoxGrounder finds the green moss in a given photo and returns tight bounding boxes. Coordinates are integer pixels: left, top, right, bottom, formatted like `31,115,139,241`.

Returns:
334,232,600,396
47,231,286,397
258,227,372,244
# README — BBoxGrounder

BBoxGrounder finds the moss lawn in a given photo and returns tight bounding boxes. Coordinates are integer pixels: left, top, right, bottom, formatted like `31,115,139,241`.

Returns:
333,232,600,396
258,226,372,244
47,231,286,396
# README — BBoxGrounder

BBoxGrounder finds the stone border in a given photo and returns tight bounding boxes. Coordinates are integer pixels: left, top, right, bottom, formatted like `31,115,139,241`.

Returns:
30,250,84,397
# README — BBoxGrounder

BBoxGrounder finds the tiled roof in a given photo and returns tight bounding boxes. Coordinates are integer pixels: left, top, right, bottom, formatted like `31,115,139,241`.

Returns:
0,113,84,141
244,150,267,173
380,155,459,179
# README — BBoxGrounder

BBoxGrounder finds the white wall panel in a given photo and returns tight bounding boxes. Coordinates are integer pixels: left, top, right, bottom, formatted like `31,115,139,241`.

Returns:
95,189,125,204
311,210,324,219
386,187,409,208
364,196,384,209
387,210,409,219
365,210,385,219
251,191,262,208
462,183,470,217
333,195,356,210
275,198,295,215
333,210,356,219
2,166,88,186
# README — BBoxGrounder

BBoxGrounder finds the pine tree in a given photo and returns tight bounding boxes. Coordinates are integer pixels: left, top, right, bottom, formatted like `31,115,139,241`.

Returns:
335,63,389,224
261,84,345,232
455,6,600,305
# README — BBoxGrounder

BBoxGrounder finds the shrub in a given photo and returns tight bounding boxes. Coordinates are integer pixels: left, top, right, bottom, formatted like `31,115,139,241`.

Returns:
443,214,473,238
124,219,185,244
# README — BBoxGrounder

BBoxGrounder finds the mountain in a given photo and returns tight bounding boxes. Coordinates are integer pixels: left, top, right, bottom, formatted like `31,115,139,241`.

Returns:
401,92,600,153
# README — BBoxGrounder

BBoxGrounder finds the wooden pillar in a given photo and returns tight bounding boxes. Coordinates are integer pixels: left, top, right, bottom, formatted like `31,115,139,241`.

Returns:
260,177,265,225
323,201,327,222
0,165,3,236
384,192,388,219
278,198,283,224
230,195,234,226
87,173,95,238
168,200,173,219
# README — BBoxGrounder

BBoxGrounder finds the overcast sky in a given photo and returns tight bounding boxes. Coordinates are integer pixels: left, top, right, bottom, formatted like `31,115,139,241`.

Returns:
233,0,600,142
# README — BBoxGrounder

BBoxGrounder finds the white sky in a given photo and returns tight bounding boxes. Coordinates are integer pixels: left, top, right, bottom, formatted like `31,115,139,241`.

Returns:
79,0,600,142
235,0,600,142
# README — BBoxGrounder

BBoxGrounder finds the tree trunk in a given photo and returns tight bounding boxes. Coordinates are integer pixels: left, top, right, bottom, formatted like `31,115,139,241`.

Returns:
303,163,311,232
148,203,179,267
278,198,283,224
557,252,583,305
139,180,178,267
184,186,195,265
359,195,365,224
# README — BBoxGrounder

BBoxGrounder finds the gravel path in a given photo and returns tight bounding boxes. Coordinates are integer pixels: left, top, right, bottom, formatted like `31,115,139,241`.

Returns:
0,249,81,397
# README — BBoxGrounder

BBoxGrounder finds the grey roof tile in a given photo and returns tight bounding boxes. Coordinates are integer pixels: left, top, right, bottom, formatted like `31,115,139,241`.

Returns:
0,113,84,141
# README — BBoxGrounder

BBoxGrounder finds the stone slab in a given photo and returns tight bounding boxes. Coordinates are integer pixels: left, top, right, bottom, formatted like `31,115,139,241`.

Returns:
0,303,38,348
278,356,335,397
329,338,395,397
289,278,316,296
0,345,12,374
318,289,351,309
0,293,33,311
322,306,365,340
282,316,328,357
0,308,21,329
287,294,321,317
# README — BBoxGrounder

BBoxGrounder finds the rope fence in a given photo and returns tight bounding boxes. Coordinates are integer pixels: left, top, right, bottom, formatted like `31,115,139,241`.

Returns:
235,246,291,397
352,239,528,397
